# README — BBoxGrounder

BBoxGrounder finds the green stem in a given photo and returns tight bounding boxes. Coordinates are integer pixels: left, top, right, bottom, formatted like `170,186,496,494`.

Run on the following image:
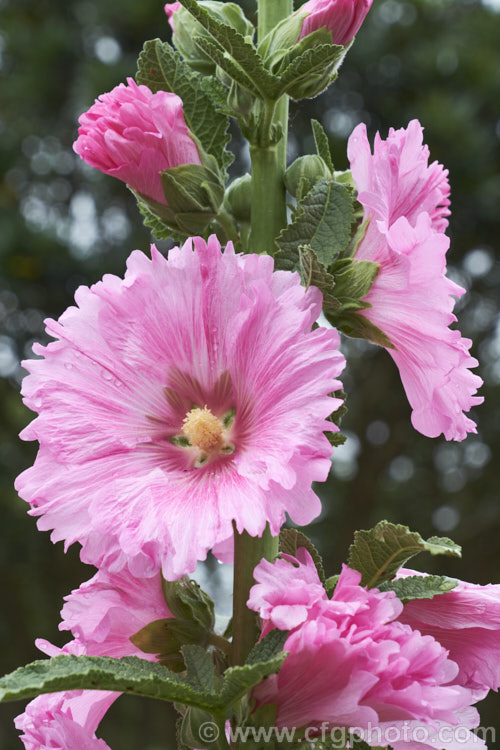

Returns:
232,526,279,666
230,0,291,670
249,0,293,254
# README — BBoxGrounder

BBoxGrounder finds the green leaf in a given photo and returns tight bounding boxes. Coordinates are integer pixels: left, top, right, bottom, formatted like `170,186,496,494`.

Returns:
325,574,340,598
194,36,262,97
176,0,279,98
201,74,232,111
219,654,286,709
348,521,461,589
280,528,326,584
0,655,220,709
279,42,345,100
275,179,355,271
136,39,232,172
182,645,216,693
247,630,289,666
325,388,347,448
311,119,334,172
379,574,458,601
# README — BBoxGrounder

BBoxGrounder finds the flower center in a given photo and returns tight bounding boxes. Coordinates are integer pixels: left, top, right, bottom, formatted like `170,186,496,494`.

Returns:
182,406,224,453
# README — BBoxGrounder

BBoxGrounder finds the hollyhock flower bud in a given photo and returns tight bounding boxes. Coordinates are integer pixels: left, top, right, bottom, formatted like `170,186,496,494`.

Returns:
397,568,500,693
73,78,202,206
250,558,480,741
15,568,172,749
298,0,373,46
165,1,254,75
16,236,345,580
346,121,482,441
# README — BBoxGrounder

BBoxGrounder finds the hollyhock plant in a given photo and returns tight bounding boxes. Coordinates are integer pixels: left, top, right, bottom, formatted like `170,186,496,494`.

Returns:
250,556,480,738
15,235,345,580
73,77,202,206
298,0,373,45
397,568,500,692
347,121,483,441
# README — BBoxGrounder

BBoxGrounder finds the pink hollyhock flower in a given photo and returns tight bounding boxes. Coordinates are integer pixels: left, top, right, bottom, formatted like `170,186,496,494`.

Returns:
251,562,478,734
73,77,201,205
16,236,345,579
59,568,171,657
15,568,170,749
347,122,482,441
298,0,372,45
247,548,326,634
397,568,500,692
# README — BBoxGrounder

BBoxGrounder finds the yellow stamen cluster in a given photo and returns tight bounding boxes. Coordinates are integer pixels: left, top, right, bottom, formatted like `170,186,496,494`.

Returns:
182,406,224,453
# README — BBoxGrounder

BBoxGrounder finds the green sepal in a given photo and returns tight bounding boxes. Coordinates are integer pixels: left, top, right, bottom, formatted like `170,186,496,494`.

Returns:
176,0,279,98
378,575,458,602
311,119,334,171
161,163,223,214
162,576,215,632
129,618,209,672
275,178,355,271
279,38,347,100
136,39,232,174
280,528,326,585
348,521,462,589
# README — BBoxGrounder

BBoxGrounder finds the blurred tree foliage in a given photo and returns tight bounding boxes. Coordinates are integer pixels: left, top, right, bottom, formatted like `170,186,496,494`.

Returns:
0,0,499,747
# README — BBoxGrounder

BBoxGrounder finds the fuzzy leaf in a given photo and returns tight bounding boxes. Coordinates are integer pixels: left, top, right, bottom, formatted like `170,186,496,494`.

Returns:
379,575,458,601
135,196,185,243
325,574,340,598
130,617,207,672
136,39,232,172
275,179,355,271
0,655,220,709
182,645,216,693
247,630,289,666
280,528,326,584
177,0,279,98
219,654,286,708
311,119,334,172
193,36,261,97
348,521,461,589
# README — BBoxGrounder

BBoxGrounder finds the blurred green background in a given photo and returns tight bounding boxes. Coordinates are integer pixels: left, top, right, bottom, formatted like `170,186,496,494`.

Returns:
0,0,499,747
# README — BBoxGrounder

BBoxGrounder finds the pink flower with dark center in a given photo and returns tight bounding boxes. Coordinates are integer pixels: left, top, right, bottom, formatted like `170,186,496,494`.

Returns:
397,568,500,693
250,560,479,739
73,77,201,205
16,236,345,579
15,567,171,750
298,0,373,45
347,121,482,441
